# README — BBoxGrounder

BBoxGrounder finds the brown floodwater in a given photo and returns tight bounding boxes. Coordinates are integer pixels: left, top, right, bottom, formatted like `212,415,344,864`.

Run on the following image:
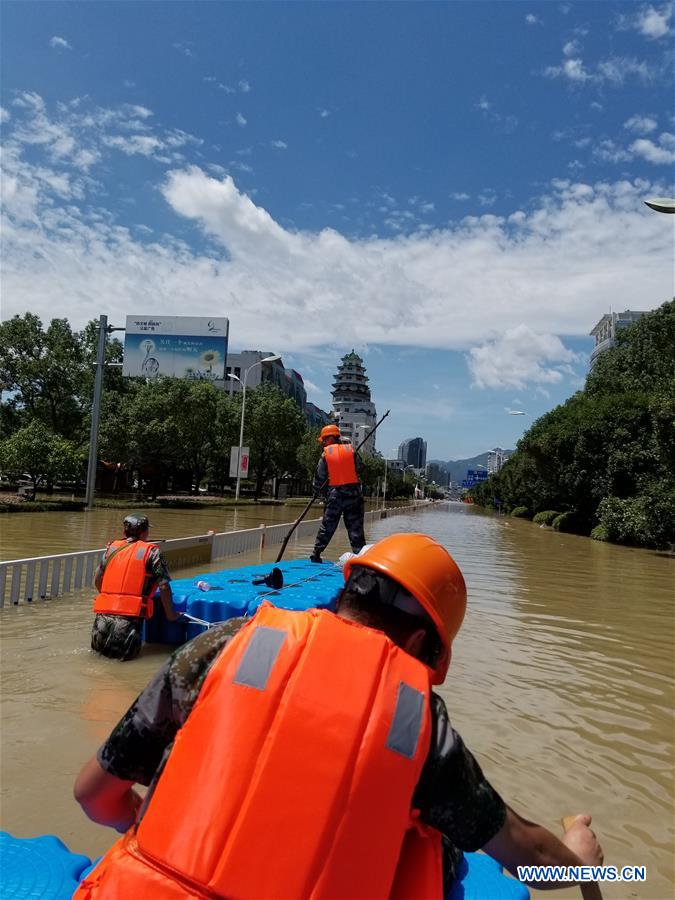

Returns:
1,504,673,898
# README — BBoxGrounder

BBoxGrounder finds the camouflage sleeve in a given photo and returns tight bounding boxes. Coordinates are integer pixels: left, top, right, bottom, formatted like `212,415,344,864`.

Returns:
96,618,247,785
147,547,171,586
414,693,507,851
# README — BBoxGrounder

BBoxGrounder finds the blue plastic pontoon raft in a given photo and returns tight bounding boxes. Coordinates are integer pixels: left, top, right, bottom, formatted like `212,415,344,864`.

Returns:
0,831,528,899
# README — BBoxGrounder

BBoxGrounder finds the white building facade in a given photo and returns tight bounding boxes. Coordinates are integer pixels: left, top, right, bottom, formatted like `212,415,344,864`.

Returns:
589,310,651,367
332,350,377,453
487,447,507,475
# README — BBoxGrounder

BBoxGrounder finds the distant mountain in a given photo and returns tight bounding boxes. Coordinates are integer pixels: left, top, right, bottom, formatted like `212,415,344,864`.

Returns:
428,451,513,485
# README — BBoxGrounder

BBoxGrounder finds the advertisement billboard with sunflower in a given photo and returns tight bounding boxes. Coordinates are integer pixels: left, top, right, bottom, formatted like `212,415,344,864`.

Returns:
123,316,229,385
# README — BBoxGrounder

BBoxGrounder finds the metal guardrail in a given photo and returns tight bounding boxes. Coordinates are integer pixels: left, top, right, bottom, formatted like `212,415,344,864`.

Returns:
0,500,442,607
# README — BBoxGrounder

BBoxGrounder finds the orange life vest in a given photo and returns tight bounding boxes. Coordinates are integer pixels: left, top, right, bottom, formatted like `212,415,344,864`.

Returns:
92,540,156,619
75,604,443,900
324,442,359,486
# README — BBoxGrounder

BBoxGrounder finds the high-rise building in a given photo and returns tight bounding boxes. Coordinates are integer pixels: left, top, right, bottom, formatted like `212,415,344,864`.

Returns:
331,350,377,452
225,350,330,425
589,310,651,367
487,447,507,474
398,437,427,470
426,462,448,486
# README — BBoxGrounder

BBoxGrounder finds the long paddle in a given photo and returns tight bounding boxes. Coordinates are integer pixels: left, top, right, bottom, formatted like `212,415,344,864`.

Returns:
274,409,391,563
561,816,603,900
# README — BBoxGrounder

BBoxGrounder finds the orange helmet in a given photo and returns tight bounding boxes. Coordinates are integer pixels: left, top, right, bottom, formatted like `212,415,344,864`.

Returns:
318,424,341,443
343,533,467,683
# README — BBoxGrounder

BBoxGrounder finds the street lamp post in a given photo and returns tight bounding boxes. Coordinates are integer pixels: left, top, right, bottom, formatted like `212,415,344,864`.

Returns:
228,355,281,502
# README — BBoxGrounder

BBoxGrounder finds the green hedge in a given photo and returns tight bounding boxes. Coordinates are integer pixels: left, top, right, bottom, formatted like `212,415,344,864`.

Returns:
533,510,559,525
590,524,609,542
510,506,531,519
552,512,576,532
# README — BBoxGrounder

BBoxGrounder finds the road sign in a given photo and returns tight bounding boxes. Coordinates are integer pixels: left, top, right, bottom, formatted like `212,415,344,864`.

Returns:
229,446,250,479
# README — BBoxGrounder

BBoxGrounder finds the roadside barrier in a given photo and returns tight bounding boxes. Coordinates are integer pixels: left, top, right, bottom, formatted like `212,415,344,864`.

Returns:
0,500,446,607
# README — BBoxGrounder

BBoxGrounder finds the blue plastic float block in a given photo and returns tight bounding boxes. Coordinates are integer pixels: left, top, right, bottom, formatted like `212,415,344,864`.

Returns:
0,832,91,900
447,852,530,900
143,559,344,645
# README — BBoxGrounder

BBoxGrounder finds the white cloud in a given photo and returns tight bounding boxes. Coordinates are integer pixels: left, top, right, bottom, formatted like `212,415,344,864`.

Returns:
478,190,497,207
593,139,632,163
172,42,194,57
219,83,235,94
271,139,288,149
127,105,153,120
546,57,590,82
238,80,251,93
475,96,518,133
597,57,651,84
450,192,470,201
318,108,331,118
0,107,9,123
630,135,675,164
546,55,653,85
2,103,672,391
593,130,675,165
635,4,672,39
468,326,580,389
103,134,164,156
562,40,580,57
236,112,247,127
525,14,541,25
50,36,72,50
624,114,658,133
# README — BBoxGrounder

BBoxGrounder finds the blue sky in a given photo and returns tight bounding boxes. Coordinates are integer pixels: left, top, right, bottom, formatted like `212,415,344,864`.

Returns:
2,1,673,459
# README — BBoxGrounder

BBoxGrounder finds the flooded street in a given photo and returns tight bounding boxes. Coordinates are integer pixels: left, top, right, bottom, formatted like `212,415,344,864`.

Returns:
0,502,334,560
1,504,673,898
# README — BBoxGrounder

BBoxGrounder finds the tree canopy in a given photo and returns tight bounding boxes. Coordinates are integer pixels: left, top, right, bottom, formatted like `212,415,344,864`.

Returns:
470,300,675,549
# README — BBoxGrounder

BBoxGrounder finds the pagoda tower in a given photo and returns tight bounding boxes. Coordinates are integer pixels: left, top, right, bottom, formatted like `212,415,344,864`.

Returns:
331,350,377,453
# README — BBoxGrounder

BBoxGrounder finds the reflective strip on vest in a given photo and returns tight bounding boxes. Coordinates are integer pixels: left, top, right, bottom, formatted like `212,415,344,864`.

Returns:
386,681,424,759
233,626,286,691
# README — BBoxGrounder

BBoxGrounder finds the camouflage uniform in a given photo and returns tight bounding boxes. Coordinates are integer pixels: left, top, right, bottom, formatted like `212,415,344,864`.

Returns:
312,452,366,557
91,540,171,662
97,621,506,888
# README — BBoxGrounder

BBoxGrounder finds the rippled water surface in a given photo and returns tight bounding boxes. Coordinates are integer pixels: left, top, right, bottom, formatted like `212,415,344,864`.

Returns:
1,504,673,898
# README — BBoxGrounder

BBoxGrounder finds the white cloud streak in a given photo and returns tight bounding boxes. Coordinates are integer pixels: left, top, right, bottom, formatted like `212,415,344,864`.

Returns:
624,114,658,133
545,54,653,85
50,36,72,50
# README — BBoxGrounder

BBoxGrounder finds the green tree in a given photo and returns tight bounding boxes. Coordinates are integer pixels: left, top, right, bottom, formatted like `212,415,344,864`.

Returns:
359,454,385,497
243,383,306,498
296,427,323,482
470,300,675,549
0,314,87,439
0,421,83,495
207,391,241,493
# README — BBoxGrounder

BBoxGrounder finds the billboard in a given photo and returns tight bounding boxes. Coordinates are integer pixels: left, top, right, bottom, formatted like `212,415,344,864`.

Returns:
229,446,250,479
123,316,229,384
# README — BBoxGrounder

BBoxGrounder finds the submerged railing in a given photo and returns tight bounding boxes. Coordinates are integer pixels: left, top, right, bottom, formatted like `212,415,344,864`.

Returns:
0,500,444,607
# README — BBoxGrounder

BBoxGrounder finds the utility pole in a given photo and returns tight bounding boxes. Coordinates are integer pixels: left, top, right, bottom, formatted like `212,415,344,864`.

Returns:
85,315,108,510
